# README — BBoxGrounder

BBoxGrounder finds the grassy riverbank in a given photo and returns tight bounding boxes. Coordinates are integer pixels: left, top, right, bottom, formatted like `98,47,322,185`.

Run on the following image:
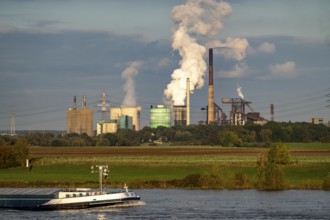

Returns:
0,144,329,190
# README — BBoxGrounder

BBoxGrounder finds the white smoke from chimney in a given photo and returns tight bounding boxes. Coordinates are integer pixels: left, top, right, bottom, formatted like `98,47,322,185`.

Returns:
121,61,143,107
207,37,249,61
236,84,244,100
164,0,232,106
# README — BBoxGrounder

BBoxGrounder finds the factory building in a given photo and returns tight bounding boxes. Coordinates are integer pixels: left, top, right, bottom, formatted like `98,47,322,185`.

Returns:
67,96,94,137
150,105,171,128
110,107,141,131
96,116,134,135
310,118,323,125
96,120,117,135
173,105,187,126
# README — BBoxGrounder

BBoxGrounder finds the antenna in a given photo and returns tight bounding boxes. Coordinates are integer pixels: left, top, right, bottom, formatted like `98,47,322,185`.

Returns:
97,92,110,121
10,109,16,136
91,165,109,194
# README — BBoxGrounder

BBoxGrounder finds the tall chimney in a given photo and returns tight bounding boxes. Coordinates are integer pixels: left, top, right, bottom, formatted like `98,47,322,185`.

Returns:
270,104,274,121
207,48,215,124
83,96,87,109
73,96,77,110
186,78,190,125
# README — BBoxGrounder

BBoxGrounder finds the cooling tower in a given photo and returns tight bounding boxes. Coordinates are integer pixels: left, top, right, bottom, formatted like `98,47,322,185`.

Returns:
110,106,141,130
207,48,215,124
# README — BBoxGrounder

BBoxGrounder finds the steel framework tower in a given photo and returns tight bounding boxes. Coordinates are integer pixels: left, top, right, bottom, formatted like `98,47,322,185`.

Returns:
97,92,110,121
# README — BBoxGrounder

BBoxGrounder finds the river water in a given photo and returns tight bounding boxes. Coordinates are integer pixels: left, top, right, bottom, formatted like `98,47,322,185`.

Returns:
1,189,329,219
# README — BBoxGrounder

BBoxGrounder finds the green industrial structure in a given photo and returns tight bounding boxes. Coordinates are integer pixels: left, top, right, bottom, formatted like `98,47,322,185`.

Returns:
150,105,171,128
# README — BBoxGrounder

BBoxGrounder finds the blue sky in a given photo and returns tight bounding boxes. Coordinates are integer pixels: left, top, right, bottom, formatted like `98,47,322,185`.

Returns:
0,0,329,131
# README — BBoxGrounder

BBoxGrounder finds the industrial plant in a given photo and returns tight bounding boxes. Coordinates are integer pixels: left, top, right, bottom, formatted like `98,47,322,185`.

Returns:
66,48,270,136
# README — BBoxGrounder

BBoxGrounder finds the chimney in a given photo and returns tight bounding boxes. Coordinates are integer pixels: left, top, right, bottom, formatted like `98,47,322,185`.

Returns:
186,78,190,125
83,96,87,109
270,104,274,121
73,96,77,110
207,48,215,124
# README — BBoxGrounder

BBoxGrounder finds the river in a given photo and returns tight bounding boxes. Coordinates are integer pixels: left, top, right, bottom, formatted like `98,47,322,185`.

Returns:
1,189,329,219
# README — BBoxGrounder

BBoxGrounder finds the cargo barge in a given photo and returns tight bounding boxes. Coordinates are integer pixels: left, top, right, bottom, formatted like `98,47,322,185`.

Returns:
0,165,141,210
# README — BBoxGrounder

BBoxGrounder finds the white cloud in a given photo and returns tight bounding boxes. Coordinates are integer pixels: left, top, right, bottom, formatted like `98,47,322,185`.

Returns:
257,42,276,53
269,61,297,78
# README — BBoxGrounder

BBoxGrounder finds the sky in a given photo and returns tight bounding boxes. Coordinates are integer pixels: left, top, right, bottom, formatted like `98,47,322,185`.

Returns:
0,0,329,132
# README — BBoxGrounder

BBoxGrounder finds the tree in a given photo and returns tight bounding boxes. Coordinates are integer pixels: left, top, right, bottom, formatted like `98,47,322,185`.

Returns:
13,137,30,167
0,142,16,168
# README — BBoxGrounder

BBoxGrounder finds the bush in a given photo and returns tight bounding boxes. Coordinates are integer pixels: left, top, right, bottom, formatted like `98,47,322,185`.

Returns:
220,131,243,147
323,174,330,190
178,173,223,189
230,172,250,189
267,143,290,165
257,143,289,190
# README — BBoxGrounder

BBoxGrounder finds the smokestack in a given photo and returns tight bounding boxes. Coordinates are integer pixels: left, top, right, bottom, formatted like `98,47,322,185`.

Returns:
270,104,274,121
83,96,87,109
207,48,215,124
186,78,190,125
73,96,77,110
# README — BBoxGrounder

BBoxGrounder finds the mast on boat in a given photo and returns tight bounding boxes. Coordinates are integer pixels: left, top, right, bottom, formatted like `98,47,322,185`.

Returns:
91,165,108,194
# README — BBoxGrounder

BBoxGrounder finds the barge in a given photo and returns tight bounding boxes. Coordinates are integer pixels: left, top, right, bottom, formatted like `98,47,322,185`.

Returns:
0,165,141,210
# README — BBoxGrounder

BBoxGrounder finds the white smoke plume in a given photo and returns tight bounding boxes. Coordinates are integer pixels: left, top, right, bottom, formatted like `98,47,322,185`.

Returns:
121,61,143,107
236,84,244,100
164,0,233,106
206,37,249,61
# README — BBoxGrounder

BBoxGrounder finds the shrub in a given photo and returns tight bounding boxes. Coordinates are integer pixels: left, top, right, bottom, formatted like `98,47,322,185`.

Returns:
220,131,243,147
323,174,330,190
178,173,223,189
230,172,250,189
257,143,289,190
267,143,290,165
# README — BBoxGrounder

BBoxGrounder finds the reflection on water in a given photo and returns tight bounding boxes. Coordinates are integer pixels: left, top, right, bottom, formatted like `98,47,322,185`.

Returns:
1,190,329,220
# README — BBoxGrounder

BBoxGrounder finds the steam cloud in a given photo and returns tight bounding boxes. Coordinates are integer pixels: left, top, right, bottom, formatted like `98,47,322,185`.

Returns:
236,84,244,100
164,0,249,105
121,61,143,107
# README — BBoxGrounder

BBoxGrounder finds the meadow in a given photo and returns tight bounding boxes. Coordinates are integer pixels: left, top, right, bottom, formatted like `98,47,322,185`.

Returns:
0,143,329,190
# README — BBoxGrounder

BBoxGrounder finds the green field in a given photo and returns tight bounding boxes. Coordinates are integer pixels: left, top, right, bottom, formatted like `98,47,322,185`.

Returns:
0,143,329,190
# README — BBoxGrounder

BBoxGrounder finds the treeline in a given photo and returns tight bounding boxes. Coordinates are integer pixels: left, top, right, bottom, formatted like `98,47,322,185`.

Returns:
1,121,329,147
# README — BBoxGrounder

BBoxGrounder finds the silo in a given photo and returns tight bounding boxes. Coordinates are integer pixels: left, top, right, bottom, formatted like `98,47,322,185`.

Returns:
150,105,171,128
173,105,187,126
67,96,94,137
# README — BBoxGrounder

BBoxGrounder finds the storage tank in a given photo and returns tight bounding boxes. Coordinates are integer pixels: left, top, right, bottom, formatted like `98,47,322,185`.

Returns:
150,105,171,128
